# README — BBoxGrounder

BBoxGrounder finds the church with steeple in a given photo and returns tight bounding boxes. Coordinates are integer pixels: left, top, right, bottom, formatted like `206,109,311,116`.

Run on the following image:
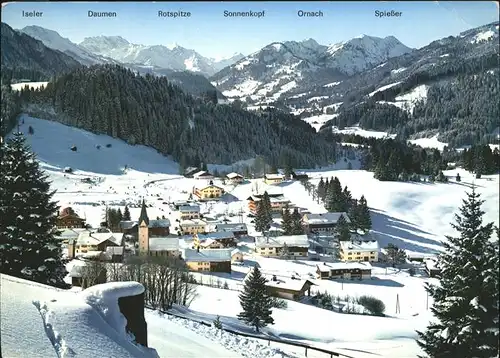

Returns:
119,199,171,253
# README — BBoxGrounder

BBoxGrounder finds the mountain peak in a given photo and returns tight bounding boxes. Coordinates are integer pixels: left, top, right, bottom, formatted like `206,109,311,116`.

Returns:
167,42,179,50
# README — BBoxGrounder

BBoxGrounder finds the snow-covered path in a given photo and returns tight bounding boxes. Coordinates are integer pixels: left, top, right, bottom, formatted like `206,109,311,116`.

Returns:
146,312,243,357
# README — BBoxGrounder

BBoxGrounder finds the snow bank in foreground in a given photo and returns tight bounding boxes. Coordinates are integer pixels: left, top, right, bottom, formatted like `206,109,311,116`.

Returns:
163,312,295,358
82,282,145,337
1,274,158,358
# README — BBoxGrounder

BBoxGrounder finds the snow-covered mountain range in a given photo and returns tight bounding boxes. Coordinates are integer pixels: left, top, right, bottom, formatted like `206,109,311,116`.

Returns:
18,26,244,76
20,26,117,65
210,35,412,102
79,35,244,76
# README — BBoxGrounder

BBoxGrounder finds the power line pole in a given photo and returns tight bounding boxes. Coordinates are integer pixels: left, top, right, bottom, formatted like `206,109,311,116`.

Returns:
396,293,400,314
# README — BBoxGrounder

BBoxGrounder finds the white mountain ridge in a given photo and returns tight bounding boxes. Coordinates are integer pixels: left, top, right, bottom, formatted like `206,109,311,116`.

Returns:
79,35,244,76
211,35,413,102
19,25,116,65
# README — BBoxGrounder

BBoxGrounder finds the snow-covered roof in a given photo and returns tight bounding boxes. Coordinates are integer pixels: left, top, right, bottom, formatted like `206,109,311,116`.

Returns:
197,232,235,241
183,248,232,262
119,220,138,230
179,205,200,213
231,248,241,256
340,240,379,252
226,172,243,179
194,184,224,191
172,200,192,206
318,262,372,271
248,195,289,203
255,235,309,248
56,228,83,240
264,174,284,180
215,223,248,232
180,219,207,227
148,219,171,228
304,212,351,224
193,171,213,178
76,231,121,246
243,270,314,292
149,237,179,251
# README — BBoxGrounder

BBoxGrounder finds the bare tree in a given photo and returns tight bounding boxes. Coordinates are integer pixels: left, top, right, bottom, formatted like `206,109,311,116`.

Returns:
116,255,197,311
80,259,107,289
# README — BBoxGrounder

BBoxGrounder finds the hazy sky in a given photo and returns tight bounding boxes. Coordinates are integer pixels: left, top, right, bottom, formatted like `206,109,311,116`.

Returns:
2,1,498,59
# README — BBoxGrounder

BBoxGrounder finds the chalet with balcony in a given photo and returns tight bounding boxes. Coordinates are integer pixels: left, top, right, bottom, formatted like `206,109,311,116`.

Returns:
339,239,379,262
264,174,284,185
316,262,372,280
193,232,237,249
254,235,309,258
56,207,86,229
226,172,244,184
193,171,214,180
247,194,291,215
179,219,207,235
193,183,225,200
244,270,315,301
178,205,201,220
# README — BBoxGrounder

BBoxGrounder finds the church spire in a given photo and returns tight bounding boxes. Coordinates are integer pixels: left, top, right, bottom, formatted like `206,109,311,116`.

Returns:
138,198,149,226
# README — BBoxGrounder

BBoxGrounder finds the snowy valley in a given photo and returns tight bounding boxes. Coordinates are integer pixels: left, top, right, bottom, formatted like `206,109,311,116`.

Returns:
2,115,498,357
1,5,499,357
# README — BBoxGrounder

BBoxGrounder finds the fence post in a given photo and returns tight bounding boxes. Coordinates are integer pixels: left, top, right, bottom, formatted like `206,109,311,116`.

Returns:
305,346,308,357
268,340,270,346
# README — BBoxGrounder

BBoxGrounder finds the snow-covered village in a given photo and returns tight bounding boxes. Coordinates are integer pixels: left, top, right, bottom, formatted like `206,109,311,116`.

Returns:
1,2,499,358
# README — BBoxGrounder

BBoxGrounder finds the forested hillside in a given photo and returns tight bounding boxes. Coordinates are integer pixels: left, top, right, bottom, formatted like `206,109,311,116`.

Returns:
319,24,499,147
323,68,499,147
1,79,21,138
20,64,337,168
0,23,81,80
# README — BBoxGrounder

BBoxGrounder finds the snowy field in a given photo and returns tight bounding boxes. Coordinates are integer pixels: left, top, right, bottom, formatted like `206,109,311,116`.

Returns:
6,114,500,357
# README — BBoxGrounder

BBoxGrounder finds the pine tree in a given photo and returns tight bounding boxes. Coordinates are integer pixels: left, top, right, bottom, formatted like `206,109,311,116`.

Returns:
316,178,326,203
290,208,304,235
335,215,351,241
255,192,272,234
238,266,274,332
348,199,360,232
0,133,68,288
385,243,407,266
325,177,343,212
357,195,372,232
281,203,292,235
342,186,352,211
416,187,499,357
117,208,123,222
123,205,131,221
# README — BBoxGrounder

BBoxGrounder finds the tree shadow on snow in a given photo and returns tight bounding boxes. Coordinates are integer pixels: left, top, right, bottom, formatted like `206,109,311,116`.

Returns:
370,209,442,254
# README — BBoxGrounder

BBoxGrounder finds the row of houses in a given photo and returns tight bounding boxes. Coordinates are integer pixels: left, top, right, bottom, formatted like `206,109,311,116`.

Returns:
185,168,308,185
